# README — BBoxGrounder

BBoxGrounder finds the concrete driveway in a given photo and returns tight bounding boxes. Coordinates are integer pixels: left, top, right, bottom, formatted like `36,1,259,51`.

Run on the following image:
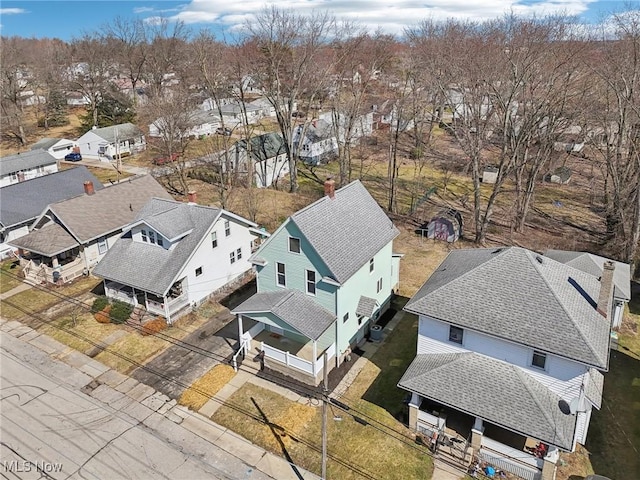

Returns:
131,282,257,400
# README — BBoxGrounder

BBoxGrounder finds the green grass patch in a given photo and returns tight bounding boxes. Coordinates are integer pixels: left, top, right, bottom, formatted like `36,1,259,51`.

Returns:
212,382,432,480
0,260,23,294
0,277,100,320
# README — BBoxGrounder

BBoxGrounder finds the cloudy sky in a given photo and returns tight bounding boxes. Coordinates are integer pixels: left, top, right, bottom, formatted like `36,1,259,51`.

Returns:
0,0,634,40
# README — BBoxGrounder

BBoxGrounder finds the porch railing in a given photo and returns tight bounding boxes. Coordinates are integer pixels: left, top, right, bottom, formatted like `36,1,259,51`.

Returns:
417,410,446,430
147,294,189,316
480,436,542,480
20,257,84,284
259,341,336,377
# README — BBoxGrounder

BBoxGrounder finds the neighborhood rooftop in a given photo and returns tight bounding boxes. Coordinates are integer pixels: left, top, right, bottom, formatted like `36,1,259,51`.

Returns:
89,123,143,143
285,180,399,284
404,247,611,369
0,149,57,177
0,166,103,229
398,352,577,451
235,133,286,163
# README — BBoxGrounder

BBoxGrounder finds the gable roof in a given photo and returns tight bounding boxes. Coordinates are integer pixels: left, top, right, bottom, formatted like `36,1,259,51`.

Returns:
30,138,68,151
288,180,399,284
398,352,577,451
544,250,631,301
8,222,77,257
0,166,102,229
404,247,611,369
0,149,57,177
93,199,235,296
235,133,286,163
84,123,143,143
10,175,171,256
232,289,336,340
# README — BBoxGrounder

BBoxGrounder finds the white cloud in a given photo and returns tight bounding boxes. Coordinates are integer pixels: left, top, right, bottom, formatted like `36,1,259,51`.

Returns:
142,0,597,36
0,8,28,15
133,7,155,14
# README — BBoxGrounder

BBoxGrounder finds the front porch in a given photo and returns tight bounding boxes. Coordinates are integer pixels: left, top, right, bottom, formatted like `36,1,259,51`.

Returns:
409,395,550,480
19,251,85,285
104,279,190,323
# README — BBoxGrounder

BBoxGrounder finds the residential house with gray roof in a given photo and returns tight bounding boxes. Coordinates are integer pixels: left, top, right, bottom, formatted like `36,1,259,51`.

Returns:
232,179,401,385
76,123,146,161
10,175,171,285
0,149,58,187
0,166,103,258
292,119,338,165
30,137,78,160
544,249,631,329
398,247,613,480
93,197,267,324
230,133,289,188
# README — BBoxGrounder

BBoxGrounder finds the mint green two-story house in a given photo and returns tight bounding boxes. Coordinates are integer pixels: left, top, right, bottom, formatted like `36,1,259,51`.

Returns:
232,179,401,385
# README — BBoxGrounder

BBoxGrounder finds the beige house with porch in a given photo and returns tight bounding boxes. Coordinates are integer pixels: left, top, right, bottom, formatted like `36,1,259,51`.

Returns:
10,175,171,285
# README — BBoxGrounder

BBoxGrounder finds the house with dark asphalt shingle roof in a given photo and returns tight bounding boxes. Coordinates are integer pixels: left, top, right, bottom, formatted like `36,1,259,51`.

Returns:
93,197,268,324
544,249,631,329
398,247,614,480
10,175,171,285
0,149,58,187
30,137,78,160
230,133,289,188
0,166,103,258
232,179,401,386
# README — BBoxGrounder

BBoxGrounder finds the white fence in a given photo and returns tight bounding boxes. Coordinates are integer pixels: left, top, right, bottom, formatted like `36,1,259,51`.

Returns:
480,437,542,480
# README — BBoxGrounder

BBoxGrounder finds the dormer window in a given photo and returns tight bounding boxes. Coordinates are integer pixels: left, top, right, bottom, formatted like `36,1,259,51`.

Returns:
532,351,547,370
149,231,156,244
141,229,148,242
449,326,463,344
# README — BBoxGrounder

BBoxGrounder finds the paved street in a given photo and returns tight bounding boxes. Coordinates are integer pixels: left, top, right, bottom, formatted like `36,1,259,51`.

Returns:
0,321,319,480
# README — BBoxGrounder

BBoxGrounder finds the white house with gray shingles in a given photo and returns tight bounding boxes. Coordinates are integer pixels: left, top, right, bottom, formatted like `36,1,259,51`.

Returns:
10,175,171,285
230,133,289,188
544,250,631,329
0,167,103,258
93,198,267,324
232,180,401,385
76,123,146,161
0,149,58,187
398,247,612,480
30,137,79,160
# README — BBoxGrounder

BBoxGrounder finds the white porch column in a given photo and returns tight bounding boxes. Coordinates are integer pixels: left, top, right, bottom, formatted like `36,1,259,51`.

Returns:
408,393,421,430
471,417,484,453
313,341,318,374
237,314,245,352
163,296,171,325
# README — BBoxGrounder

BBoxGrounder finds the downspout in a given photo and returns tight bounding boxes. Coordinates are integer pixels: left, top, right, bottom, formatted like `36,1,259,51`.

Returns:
335,285,340,368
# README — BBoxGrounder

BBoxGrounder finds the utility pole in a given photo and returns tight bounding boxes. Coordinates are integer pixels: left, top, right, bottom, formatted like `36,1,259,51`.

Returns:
321,351,328,480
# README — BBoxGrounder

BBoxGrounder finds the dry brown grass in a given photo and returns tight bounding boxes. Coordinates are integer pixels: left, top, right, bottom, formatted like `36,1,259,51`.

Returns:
178,364,236,411
141,317,168,336
38,311,122,354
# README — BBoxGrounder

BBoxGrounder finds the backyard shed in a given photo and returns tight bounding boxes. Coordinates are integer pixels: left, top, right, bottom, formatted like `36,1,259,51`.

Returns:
423,209,463,243
481,165,498,184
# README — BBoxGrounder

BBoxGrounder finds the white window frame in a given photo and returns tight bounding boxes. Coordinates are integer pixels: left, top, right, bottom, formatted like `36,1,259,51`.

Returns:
289,237,301,254
230,251,236,264
369,258,374,273
236,247,242,260
211,231,218,248
377,277,382,293
195,266,203,276
97,236,108,254
141,229,148,242
224,219,231,237
343,312,349,323
306,270,316,295
276,262,286,287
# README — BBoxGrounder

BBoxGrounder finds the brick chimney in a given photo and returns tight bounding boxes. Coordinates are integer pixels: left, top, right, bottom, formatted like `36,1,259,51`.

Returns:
187,191,197,204
83,180,95,196
324,177,335,199
596,261,615,319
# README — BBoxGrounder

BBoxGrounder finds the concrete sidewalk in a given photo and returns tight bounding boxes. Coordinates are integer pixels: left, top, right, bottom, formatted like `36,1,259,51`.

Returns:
0,318,321,480
0,281,32,300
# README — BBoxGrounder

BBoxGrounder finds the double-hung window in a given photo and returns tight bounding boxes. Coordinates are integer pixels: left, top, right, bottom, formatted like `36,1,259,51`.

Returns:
306,270,316,295
230,251,236,264
276,262,286,286
211,231,218,248
97,236,108,254
449,326,464,344
224,220,231,237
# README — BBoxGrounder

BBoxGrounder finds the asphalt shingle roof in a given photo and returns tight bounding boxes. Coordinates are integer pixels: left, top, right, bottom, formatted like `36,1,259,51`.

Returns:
232,290,336,340
9,222,77,256
235,133,286,163
398,352,577,451
404,247,611,368
30,138,61,151
544,250,631,301
90,123,143,143
93,199,224,297
356,295,378,318
290,180,399,284
0,149,57,177
0,166,102,228
47,175,172,243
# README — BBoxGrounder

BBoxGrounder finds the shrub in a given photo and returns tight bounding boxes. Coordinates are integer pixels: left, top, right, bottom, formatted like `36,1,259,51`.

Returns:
141,317,168,336
110,300,133,324
94,305,112,324
91,296,109,314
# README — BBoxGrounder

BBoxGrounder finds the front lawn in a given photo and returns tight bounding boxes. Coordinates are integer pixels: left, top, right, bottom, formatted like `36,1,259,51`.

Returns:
0,260,23,294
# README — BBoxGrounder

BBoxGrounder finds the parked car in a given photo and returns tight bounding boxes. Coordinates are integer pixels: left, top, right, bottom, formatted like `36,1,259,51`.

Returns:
64,152,82,162
215,127,232,136
152,152,179,165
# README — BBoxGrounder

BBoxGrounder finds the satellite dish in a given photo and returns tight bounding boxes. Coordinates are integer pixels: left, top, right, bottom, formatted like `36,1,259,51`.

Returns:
558,399,571,415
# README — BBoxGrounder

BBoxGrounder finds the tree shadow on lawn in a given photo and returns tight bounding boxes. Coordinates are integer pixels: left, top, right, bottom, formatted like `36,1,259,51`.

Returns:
585,350,640,480
361,295,417,423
